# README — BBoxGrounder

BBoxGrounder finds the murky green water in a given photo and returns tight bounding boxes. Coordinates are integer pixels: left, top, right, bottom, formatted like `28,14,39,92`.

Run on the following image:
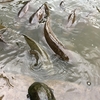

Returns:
0,0,100,86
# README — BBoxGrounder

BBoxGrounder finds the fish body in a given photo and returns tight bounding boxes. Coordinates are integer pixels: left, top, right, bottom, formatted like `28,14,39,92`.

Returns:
18,1,30,18
29,3,49,24
23,35,52,67
28,82,56,100
44,18,69,61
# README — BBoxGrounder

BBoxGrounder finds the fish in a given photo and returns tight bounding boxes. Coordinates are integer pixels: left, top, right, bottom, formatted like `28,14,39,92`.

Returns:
29,3,49,24
0,0,13,3
0,37,6,43
29,6,45,24
60,1,64,7
71,10,76,25
96,6,100,13
18,1,30,18
67,13,72,23
28,82,56,100
67,9,76,27
44,17,69,61
59,1,66,11
23,34,50,66
0,24,7,34
44,3,50,18
0,95,4,100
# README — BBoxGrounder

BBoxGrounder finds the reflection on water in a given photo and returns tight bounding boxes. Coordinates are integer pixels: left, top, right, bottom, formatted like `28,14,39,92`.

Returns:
0,0,100,86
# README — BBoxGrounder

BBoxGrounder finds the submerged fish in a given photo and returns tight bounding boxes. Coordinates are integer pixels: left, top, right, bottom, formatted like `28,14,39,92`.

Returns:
96,6,100,13
67,9,76,27
0,0,13,3
0,37,6,43
71,10,76,25
0,24,7,34
44,17,69,61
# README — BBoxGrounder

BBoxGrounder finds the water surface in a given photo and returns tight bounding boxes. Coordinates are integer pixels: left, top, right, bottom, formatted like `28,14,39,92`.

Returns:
0,0,100,86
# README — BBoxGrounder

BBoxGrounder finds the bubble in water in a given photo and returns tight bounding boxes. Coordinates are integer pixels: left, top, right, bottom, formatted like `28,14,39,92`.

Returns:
87,81,91,86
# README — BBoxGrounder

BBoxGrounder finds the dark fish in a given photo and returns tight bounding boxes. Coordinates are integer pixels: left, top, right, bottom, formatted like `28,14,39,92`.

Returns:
28,82,56,100
29,3,49,24
60,1,64,7
18,1,30,18
0,38,6,43
0,95,4,100
0,24,6,34
66,9,76,27
44,3,50,18
72,11,76,25
29,4,45,24
67,13,72,23
44,17,69,61
96,6,100,13
59,1,66,11
0,0,13,3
